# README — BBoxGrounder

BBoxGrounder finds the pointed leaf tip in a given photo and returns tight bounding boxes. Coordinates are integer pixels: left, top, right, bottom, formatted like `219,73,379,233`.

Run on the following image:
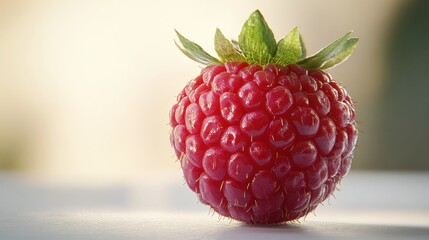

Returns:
238,9,277,65
273,27,302,65
298,31,359,69
175,30,220,65
251,9,263,18
214,28,245,62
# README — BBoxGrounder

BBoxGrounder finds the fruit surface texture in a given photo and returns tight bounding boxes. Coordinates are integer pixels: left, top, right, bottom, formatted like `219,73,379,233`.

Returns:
170,10,358,224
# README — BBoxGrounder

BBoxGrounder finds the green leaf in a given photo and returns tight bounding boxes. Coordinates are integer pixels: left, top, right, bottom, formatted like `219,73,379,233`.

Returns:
238,10,277,65
298,31,359,69
272,27,301,65
175,30,220,65
230,39,242,53
214,28,245,62
299,34,307,59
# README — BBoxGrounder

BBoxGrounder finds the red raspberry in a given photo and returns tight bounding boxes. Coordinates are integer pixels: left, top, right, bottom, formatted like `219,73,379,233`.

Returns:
172,10,358,224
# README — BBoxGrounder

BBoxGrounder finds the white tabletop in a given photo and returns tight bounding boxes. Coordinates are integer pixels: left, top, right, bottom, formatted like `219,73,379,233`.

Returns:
1,171,428,240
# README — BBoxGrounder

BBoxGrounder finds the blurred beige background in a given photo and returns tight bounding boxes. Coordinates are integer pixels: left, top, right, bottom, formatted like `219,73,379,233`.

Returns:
0,0,416,182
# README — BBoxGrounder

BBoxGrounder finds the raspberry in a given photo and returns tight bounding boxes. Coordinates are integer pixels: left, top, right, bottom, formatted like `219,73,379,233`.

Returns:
172,10,358,224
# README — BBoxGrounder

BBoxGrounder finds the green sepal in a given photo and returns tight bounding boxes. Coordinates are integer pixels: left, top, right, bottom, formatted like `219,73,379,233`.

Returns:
214,28,245,62
230,39,242,53
272,27,302,65
175,30,220,65
298,31,358,69
299,34,307,59
238,10,277,65
174,10,358,70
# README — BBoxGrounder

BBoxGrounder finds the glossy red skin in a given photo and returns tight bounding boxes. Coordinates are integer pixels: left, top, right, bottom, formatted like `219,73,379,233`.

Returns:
170,62,358,224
